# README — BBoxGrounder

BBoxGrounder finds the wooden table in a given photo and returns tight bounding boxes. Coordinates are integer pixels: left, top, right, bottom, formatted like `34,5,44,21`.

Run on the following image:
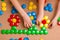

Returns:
0,0,60,40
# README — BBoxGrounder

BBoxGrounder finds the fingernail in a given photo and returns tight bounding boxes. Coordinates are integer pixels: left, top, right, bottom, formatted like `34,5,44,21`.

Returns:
48,24,52,28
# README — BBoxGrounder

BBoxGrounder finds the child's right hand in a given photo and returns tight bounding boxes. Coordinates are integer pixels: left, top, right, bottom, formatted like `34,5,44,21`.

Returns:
23,15,32,28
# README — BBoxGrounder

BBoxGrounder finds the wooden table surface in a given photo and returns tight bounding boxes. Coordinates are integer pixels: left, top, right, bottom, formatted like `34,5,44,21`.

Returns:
0,0,60,40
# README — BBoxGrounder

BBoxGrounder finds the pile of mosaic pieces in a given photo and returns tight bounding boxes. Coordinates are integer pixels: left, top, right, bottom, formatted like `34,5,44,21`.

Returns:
28,1,37,11
0,0,7,16
1,16,50,35
27,11,37,24
40,16,50,28
1,24,48,35
10,37,29,40
1,1,51,35
8,14,21,26
44,3,53,12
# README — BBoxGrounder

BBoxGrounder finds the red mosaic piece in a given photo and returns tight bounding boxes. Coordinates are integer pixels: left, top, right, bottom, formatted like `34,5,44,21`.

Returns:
57,21,60,25
8,14,21,26
42,20,46,24
19,38,23,40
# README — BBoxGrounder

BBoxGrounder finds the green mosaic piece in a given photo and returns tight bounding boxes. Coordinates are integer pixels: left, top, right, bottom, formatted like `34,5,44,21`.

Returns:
14,30,18,34
57,17,60,21
28,27,33,31
35,30,39,35
39,30,44,35
31,30,35,35
10,30,14,34
41,26,46,31
1,29,6,34
32,26,38,31
23,29,27,34
1,0,4,2
26,30,31,35
43,30,48,35
18,30,23,34
11,26,17,30
5,30,10,34
1,24,48,35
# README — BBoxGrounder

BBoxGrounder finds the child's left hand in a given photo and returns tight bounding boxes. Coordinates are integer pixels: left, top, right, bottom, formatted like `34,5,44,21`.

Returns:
36,13,44,25
48,17,57,28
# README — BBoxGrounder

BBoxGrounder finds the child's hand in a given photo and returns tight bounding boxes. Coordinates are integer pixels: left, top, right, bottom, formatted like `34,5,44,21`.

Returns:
48,17,57,28
49,1,60,28
36,0,45,25
36,14,44,25
23,15,32,28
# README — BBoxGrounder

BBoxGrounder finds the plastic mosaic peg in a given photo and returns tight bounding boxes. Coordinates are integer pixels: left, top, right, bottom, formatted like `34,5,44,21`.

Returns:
15,38,18,40
1,2,7,12
2,7,7,11
44,6,48,11
10,38,14,40
31,11,36,16
21,4,26,9
5,30,10,34
8,14,21,26
26,30,31,35
1,24,48,35
18,37,23,40
57,17,60,26
28,1,37,11
35,30,39,35
47,3,52,7
39,30,44,35
57,21,60,25
2,2,6,7
0,23,2,27
11,7,18,14
43,30,48,35
11,26,17,30
48,7,53,12
0,10,4,16
27,11,37,24
1,29,6,34
40,16,50,28
27,12,31,16
41,26,46,31
40,37,44,40
44,3,53,12
1,0,4,2
18,30,23,34
23,29,27,34
24,37,29,40
57,17,60,22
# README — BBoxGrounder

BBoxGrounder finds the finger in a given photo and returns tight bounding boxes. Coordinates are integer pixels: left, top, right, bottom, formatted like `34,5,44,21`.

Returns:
48,22,52,28
24,23,26,28
28,23,31,28
26,24,29,28
36,20,39,25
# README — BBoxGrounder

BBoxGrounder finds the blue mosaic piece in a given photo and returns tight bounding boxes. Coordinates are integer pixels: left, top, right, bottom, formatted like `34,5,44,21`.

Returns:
47,3,52,8
27,12,31,16
11,7,18,14
0,23,2,27
15,38,18,40
32,20,36,24
21,4,26,9
0,10,4,16
31,11,36,16
48,7,53,12
10,38,14,40
44,6,48,11
24,37,29,40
